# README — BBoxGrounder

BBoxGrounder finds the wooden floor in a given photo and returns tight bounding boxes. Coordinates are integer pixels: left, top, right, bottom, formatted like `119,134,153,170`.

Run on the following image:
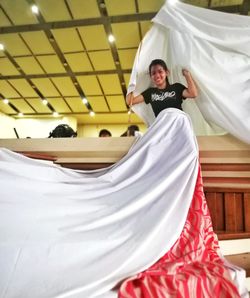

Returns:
225,253,250,277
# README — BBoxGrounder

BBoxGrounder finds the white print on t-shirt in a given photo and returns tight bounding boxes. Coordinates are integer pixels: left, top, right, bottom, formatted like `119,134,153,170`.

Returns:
151,91,176,101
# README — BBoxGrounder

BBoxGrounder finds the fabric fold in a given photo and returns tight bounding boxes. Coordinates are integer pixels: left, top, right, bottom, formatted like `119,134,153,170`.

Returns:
128,1,250,143
0,110,199,298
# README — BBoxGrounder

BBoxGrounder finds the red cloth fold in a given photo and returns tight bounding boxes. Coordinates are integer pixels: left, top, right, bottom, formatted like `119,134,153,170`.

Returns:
119,167,240,298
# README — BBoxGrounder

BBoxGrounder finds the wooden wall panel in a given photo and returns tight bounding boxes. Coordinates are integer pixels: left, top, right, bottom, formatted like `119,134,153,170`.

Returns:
205,192,224,231
244,193,250,232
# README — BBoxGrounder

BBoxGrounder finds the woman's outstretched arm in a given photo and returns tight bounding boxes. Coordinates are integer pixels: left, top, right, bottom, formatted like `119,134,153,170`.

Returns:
126,92,145,106
182,69,198,98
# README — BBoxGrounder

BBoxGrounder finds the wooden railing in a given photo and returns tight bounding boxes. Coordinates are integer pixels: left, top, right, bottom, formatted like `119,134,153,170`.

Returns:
0,134,250,241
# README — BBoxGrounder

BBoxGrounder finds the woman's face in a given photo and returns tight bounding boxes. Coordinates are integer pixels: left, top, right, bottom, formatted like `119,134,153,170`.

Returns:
150,64,168,89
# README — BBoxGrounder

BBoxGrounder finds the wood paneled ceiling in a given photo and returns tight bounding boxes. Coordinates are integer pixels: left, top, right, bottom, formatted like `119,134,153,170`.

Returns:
0,0,249,124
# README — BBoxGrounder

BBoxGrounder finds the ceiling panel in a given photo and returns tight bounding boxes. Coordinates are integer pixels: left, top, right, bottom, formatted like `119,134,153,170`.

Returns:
140,21,153,37
51,28,84,53
65,97,89,113
14,57,45,75
8,79,38,97
67,0,100,19
47,98,72,113
35,0,71,22
28,98,53,113
0,100,16,114
186,0,209,7
0,81,20,98
9,99,35,113
65,53,93,72
21,31,55,55
106,95,127,112
118,49,137,69
31,78,60,97
78,25,110,50
36,55,66,74
138,0,165,13
0,10,12,27
0,34,31,56
77,75,103,96
87,96,109,112
0,0,38,25
123,74,131,89
51,77,79,96
98,74,123,94
105,0,136,15
0,57,20,75
88,50,116,71
111,23,140,48
211,0,243,7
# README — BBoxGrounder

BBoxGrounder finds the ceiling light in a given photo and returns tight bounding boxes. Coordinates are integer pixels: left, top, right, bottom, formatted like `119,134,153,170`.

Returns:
99,2,105,8
3,98,9,104
42,99,48,105
18,112,23,117
31,5,39,14
0,43,4,51
128,110,131,115
108,35,115,43
168,0,178,5
53,111,59,117
89,111,95,117
82,97,88,104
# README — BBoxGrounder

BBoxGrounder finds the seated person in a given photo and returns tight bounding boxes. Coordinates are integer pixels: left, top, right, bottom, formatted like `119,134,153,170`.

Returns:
99,129,112,137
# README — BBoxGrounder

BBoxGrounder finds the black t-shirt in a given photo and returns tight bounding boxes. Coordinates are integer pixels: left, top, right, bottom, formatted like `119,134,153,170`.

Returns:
142,83,186,117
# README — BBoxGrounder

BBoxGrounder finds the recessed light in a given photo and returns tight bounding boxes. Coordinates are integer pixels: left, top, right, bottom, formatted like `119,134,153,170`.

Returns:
18,112,23,117
82,98,88,104
3,98,9,104
31,5,39,14
42,99,48,105
0,43,4,51
53,111,59,117
89,111,95,117
108,35,115,43
99,2,105,8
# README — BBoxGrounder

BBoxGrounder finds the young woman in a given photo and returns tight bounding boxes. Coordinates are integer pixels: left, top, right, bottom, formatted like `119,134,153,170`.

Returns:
126,59,198,117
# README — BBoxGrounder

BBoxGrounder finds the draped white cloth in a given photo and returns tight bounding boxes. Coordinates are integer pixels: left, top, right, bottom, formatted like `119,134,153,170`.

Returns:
128,0,250,143
0,110,199,298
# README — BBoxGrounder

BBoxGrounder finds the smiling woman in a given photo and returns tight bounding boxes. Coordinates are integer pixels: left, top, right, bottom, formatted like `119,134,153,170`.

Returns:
126,59,198,117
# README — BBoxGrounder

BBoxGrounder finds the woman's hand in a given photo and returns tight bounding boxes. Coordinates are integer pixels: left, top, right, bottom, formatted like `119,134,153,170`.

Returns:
182,69,190,77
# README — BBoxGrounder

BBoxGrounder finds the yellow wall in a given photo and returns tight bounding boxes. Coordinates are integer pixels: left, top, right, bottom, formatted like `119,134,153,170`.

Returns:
77,123,147,137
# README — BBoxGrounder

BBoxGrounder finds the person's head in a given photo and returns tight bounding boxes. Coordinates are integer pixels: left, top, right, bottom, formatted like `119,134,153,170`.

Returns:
48,124,77,138
99,129,112,137
149,59,170,88
127,125,139,137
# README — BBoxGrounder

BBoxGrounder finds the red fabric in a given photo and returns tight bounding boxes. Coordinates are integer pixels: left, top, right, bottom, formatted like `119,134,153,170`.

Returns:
118,167,240,298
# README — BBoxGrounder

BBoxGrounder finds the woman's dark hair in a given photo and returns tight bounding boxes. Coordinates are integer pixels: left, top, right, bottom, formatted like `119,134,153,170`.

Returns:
149,59,168,74
99,129,112,137
149,59,169,85
48,124,77,138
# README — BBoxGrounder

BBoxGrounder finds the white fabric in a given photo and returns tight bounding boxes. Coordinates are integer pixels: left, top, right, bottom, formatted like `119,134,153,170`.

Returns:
0,109,199,298
128,1,250,143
